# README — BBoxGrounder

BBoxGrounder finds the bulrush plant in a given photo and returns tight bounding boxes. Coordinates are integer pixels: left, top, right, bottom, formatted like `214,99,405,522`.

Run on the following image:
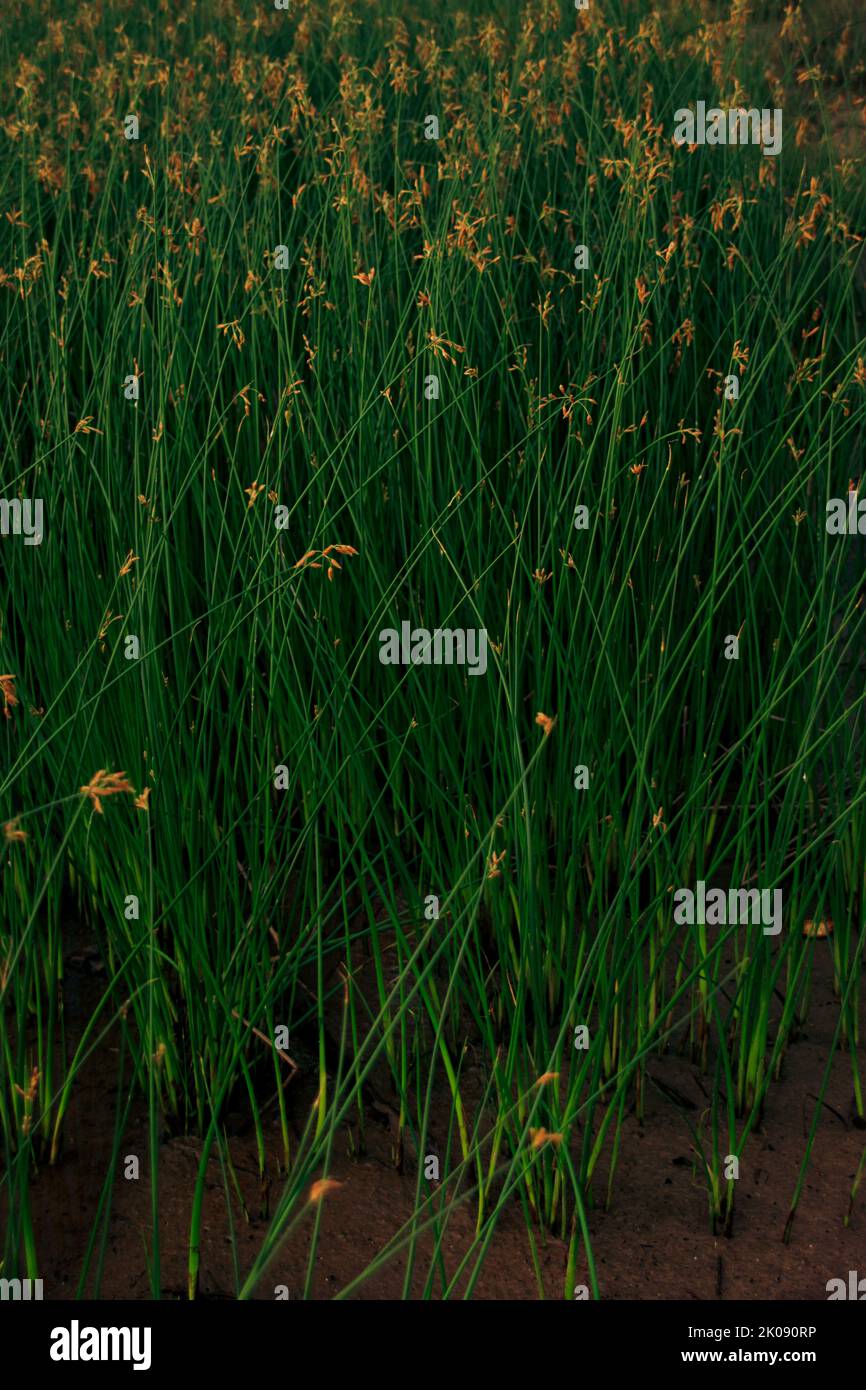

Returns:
0,0,865,1300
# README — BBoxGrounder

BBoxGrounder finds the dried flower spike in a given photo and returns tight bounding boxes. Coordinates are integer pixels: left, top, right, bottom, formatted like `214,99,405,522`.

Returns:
79,769,135,815
309,1178,343,1204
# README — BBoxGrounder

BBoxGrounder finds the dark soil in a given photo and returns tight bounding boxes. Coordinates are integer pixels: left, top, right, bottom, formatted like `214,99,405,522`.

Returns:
13,925,866,1301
